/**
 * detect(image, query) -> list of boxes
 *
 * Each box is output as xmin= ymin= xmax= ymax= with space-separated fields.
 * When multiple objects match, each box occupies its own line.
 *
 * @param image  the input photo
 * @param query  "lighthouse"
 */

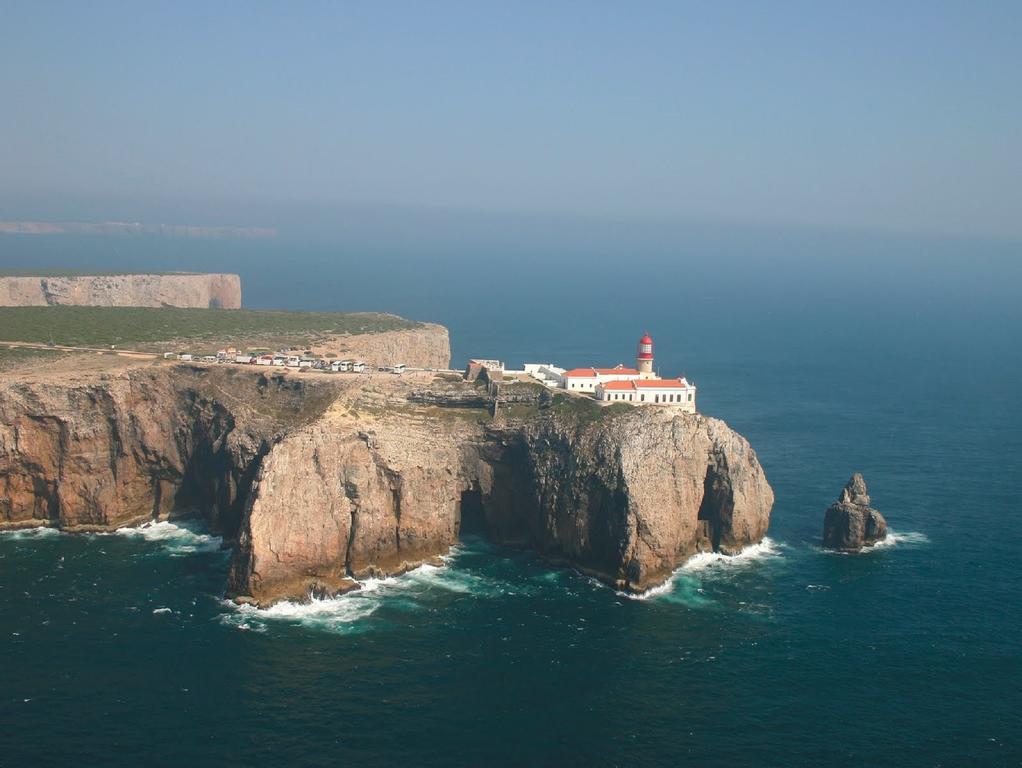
xmin=636 ymin=331 xmax=655 ymax=378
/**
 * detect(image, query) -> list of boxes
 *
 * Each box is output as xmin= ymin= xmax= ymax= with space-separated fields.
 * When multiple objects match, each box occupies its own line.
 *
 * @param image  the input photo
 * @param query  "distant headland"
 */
xmin=0 ymin=272 xmax=242 ymax=309
xmin=0 ymin=221 xmax=276 ymax=239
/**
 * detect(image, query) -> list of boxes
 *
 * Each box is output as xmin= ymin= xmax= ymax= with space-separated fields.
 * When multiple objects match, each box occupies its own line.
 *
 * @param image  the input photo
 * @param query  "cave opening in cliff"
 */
xmin=457 ymin=488 xmax=488 ymax=538
xmin=696 ymin=470 xmax=722 ymax=551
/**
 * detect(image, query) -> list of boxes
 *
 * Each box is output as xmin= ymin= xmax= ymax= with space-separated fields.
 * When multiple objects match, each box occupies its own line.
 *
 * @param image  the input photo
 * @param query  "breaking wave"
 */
xmin=113 ymin=520 xmax=223 ymax=556
xmin=219 ymin=555 xmax=535 ymax=634
xmin=680 ymin=538 xmax=782 ymax=572
xmin=814 ymin=529 xmax=930 ymax=554
xmin=0 ymin=526 xmax=63 ymax=540
xmin=222 ymin=593 xmax=380 ymax=634
xmin=617 ymin=538 xmax=782 ymax=604
xmin=865 ymin=529 xmax=930 ymax=550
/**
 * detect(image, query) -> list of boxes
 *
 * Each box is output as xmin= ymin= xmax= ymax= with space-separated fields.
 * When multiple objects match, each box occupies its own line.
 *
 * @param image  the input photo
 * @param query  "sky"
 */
xmin=1 ymin=1 xmax=1021 ymax=239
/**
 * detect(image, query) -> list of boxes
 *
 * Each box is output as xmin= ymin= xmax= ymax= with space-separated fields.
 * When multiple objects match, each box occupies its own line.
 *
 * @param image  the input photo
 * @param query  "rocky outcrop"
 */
xmin=0 ymin=273 xmax=242 ymax=309
xmin=822 ymin=473 xmax=887 ymax=551
xmin=1 ymin=362 xmax=774 ymax=605
xmin=228 ymin=389 xmax=773 ymax=605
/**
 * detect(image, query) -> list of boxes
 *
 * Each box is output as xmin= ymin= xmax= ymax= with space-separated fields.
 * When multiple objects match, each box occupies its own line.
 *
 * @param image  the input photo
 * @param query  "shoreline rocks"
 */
xmin=822 ymin=473 xmax=887 ymax=551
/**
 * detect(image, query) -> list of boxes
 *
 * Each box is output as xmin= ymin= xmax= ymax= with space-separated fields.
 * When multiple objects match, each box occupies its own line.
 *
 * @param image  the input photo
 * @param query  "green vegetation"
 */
xmin=0 ymin=346 xmax=67 ymax=369
xmin=547 ymin=391 xmax=631 ymax=425
xmin=0 ymin=307 xmax=420 ymax=351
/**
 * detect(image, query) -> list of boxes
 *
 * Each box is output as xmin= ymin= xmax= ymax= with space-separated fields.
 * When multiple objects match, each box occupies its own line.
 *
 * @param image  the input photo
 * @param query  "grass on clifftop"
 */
xmin=547 ymin=391 xmax=632 ymax=425
xmin=0 ymin=346 xmax=66 ymax=370
xmin=0 ymin=307 xmax=420 ymax=350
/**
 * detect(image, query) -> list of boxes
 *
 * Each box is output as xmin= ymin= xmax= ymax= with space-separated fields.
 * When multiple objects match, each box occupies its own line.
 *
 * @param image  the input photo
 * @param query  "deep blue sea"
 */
xmin=1 ymin=228 xmax=1021 ymax=766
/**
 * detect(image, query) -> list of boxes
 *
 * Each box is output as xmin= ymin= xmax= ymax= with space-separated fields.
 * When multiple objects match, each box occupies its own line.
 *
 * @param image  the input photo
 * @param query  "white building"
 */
xmin=561 ymin=364 xmax=642 ymax=393
xmin=522 ymin=363 xmax=566 ymax=387
xmin=596 ymin=378 xmax=696 ymax=411
xmin=528 ymin=332 xmax=697 ymax=410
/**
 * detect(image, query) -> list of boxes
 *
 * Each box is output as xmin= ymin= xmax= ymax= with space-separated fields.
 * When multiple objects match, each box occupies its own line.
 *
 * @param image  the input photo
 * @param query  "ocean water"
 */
xmin=1 ymin=229 xmax=1021 ymax=766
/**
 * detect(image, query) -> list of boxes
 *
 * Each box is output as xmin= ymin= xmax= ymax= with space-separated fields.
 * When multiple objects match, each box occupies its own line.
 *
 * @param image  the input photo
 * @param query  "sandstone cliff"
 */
xmin=0 ymin=364 xmax=337 ymax=533
xmin=328 ymin=323 xmax=451 ymax=370
xmin=0 ymin=273 xmax=242 ymax=309
xmin=0 ymin=363 xmax=773 ymax=605
xmin=228 ymin=385 xmax=773 ymax=604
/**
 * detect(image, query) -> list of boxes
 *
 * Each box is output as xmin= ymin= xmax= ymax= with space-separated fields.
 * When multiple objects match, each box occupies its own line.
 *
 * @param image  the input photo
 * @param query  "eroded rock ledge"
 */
xmin=1 ymin=364 xmax=774 ymax=605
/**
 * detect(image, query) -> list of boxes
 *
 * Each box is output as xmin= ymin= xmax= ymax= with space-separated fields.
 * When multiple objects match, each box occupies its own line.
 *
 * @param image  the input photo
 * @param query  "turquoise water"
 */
xmin=1 ymin=233 xmax=1021 ymax=766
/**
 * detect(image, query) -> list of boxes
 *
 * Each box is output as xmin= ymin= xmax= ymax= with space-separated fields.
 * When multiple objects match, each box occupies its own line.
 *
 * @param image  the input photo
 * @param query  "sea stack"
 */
xmin=822 ymin=473 xmax=888 ymax=551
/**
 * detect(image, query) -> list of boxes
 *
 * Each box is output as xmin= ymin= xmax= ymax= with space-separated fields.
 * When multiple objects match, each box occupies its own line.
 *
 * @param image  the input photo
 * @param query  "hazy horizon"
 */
xmin=2 ymin=1 xmax=1021 ymax=241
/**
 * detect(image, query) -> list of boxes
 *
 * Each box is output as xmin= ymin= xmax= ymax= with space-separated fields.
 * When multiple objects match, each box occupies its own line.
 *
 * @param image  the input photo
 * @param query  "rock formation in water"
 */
xmin=822 ymin=473 xmax=887 ymax=551
xmin=0 ymin=273 xmax=242 ymax=309
xmin=0 ymin=352 xmax=774 ymax=605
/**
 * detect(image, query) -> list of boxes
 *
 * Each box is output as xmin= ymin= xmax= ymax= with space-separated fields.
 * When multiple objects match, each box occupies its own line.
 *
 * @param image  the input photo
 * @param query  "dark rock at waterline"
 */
xmin=822 ymin=473 xmax=887 ymax=551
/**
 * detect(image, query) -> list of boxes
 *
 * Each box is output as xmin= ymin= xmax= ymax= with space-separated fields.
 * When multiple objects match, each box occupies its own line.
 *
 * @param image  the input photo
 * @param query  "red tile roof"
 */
xmin=600 ymin=380 xmax=638 ymax=390
xmin=635 ymin=379 xmax=688 ymax=388
xmin=564 ymin=365 xmax=640 ymax=378
xmin=599 ymin=378 xmax=689 ymax=391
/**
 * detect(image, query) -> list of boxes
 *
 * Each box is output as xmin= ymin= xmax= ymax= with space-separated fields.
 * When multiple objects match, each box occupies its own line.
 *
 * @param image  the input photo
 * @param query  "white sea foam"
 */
xmin=815 ymin=529 xmax=930 ymax=554
xmin=0 ymin=526 xmax=62 ymax=539
xmin=614 ymin=538 xmax=781 ymax=604
xmin=219 ymin=550 xmax=536 ymax=633
xmin=114 ymin=520 xmax=222 ymax=555
xmin=679 ymin=537 xmax=782 ymax=572
xmin=221 ymin=591 xmax=380 ymax=634
xmin=865 ymin=529 xmax=930 ymax=550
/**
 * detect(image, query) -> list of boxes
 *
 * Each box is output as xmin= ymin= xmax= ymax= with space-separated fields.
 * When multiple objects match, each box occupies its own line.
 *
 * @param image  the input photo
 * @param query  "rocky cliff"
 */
xmin=328 ymin=323 xmax=451 ymax=370
xmin=0 ymin=273 xmax=242 ymax=309
xmin=0 ymin=363 xmax=774 ymax=604
xmin=0 ymin=364 xmax=336 ymax=533
xmin=224 ymin=382 xmax=773 ymax=605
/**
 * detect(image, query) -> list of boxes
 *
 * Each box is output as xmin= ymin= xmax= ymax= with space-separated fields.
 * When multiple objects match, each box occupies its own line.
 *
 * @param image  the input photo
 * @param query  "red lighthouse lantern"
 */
xmin=636 ymin=332 xmax=654 ymax=376
xmin=637 ymin=332 xmax=654 ymax=360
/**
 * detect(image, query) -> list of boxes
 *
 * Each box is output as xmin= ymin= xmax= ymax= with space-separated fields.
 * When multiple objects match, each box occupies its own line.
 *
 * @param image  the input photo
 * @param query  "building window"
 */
xmin=688 ymin=393 xmax=693 ymax=401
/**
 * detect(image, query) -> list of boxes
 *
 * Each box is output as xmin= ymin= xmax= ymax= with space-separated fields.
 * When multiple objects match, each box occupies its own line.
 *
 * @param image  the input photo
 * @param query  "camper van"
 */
xmin=352 ymin=361 xmax=366 ymax=373
xmin=392 ymin=363 xmax=406 ymax=375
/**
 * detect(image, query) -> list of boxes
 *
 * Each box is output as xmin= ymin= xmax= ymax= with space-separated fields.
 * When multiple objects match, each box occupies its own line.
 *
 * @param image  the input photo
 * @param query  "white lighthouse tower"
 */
xmin=636 ymin=331 xmax=655 ymax=379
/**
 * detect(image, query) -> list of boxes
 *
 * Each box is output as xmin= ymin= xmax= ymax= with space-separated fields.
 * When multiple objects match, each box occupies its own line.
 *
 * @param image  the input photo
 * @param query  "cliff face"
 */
xmin=227 ymin=387 xmax=773 ymax=605
xmin=330 ymin=323 xmax=451 ymax=370
xmin=0 ymin=273 xmax=242 ymax=309
xmin=0 ymin=364 xmax=773 ymax=604
xmin=0 ymin=365 xmax=335 ymax=533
